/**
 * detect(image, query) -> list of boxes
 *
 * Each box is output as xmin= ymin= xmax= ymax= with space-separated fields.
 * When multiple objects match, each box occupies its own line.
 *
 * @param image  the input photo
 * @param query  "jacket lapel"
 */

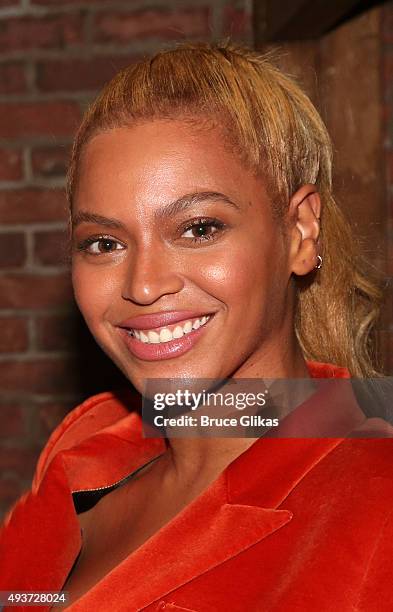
xmin=68 ymin=465 xmax=293 ymax=611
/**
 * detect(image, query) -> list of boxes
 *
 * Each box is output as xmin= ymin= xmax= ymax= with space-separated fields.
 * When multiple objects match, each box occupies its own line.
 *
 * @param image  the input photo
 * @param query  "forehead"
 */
xmin=78 ymin=120 xmax=249 ymax=183
xmin=73 ymin=120 xmax=271 ymax=217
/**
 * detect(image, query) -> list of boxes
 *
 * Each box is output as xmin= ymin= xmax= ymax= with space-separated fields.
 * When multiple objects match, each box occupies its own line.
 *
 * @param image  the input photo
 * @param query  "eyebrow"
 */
xmin=72 ymin=191 xmax=241 ymax=229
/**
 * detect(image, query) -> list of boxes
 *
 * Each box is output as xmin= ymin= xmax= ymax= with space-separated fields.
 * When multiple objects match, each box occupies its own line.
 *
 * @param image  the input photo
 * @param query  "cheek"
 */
xmin=72 ymin=262 xmax=119 ymax=328
xmin=196 ymin=241 xmax=274 ymax=305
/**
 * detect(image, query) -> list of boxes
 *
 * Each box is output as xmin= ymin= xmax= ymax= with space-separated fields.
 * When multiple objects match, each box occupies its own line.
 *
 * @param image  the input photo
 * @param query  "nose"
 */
xmin=121 ymin=241 xmax=185 ymax=305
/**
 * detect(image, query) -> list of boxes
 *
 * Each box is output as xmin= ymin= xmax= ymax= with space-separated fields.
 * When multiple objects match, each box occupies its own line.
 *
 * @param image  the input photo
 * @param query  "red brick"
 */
xmin=0 ymin=189 xmax=69 ymax=224
xmin=0 ymin=273 xmax=73 ymax=308
xmin=37 ymin=55 xmax=136 ymax=92
xmin=0 ymin=14 xmax=84 ymax=53
xmin=223 ymin=5 xmax=252 ymax=39
xmin=0 ymin=317 xmax=28 ymax=352
xmin=0 ymin=101 xmax=81 ymax=138
xmin=0 ymin=62 xmax=27 ymax=95
xmin=0 ymin=478 xmax=23 ymax=515
xmin=31 ymin=145 xmax=70 ymax=179
xmin=38 ymin=401 xmax=72 ymax=437
xmin=0 ymin=403 xmax=24 ymax=437
xmin=0 ymin=232 xmax=26 ymax=268
xmin=94 ymin=8 xmax=210 ymax=42
xmin=0 ymin=358 xmax=78 ymax=394
xmin=33 ymin=229 xmax=69 ymax=266
xmin=36 ymin=314 xmax=76 ymax=351
xmin=0 ymin=148 xmax=23 ymax=181
xmin=0 ymin=0 xmax=19 ymax=6
xmin=0 ymin=447 xmax=39 ymax=478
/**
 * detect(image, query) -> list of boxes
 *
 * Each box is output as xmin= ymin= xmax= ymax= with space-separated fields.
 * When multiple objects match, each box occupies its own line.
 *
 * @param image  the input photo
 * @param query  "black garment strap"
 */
xmin=72 ymin=453 xmax=165 ymax=514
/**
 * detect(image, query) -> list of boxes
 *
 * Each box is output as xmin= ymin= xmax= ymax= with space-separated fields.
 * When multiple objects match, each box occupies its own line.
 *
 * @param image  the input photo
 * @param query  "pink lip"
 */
xmin=118 ymin=315 xmax=214 ymax=361
xmin=118 ymin=310 xmax=212 ymax=331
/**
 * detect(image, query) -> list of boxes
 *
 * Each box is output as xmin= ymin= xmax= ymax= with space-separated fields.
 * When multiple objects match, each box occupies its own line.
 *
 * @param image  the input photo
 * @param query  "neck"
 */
xmin=161 ymin=336 xmax=310 ymax=489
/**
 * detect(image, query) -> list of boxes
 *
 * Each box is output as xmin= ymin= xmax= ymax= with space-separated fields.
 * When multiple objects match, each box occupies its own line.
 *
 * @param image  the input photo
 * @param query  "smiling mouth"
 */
xmin=126 ymin=314 xmax=213 ymax=344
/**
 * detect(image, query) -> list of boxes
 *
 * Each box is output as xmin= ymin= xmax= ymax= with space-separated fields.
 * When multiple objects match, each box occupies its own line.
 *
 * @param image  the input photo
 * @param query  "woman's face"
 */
xmin=71 ymin=120 xmax=295 ymax=392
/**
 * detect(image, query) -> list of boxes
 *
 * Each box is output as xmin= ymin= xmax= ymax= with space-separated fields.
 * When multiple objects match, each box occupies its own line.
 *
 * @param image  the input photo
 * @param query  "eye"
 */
xmin=181 ymin=218 xmax=225 ymax=243
xmin=76 ymin=235 xmax=126 ymax=255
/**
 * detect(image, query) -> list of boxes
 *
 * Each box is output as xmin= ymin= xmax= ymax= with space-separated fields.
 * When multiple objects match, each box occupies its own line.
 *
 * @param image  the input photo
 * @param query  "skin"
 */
xmin=71 ymin=118 xmax=321 ymax=484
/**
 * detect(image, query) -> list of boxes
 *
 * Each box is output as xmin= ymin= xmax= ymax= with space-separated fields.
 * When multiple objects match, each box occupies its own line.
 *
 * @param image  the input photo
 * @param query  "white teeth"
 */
xmin=130 ymin=315 xmax=212 ymax=344
xmin=159 ymin=328 xmax=173 ymax=343
xmin=183 ymin=321 xmax=193 ymax=333
xmin=172 ymin=325 xmax=184 ymax=338
xmin=140 ymin=331 xmax=149 ymax=343
xmin=147 ymin=330 xmax=160 ymax=343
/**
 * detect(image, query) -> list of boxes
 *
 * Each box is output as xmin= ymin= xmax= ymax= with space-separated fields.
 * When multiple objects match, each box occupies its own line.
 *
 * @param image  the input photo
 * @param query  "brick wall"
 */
xmin=0 ymin=0 xmax=253 ymax=516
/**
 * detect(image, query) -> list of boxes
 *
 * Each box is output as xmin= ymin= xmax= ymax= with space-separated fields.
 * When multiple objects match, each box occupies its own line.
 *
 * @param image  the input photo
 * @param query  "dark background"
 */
xmin=0 ymin=0 xmax=392 ymax=517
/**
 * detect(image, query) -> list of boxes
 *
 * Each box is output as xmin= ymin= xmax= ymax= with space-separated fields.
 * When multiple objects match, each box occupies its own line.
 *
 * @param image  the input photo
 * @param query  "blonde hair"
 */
xmin=67 ymin=41 xmax=384 ymax=377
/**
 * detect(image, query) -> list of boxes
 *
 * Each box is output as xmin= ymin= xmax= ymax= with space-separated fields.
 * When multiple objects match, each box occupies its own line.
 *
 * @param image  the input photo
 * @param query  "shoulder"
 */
xmin=307 ymin=359 xmax=351 ymax=378
xmin=322 ymin=437 xmax=393 ymax=488
xmin=32 ymin=391 xmax=132 ymax=491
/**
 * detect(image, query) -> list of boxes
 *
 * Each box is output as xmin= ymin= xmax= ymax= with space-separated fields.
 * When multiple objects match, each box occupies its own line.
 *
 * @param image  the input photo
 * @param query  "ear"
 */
xmin=287 ymin=184 xmax=321 ymax=276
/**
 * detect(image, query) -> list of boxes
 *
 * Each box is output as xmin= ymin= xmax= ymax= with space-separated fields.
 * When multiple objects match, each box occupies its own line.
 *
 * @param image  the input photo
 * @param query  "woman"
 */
xmin=1 ymin=42 xmax=392 ymax=611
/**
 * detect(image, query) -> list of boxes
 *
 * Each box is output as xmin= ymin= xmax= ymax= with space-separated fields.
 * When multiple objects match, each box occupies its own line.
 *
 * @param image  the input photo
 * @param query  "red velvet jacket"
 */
xmin=1 ymin=361 xmax=393 ymax=611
